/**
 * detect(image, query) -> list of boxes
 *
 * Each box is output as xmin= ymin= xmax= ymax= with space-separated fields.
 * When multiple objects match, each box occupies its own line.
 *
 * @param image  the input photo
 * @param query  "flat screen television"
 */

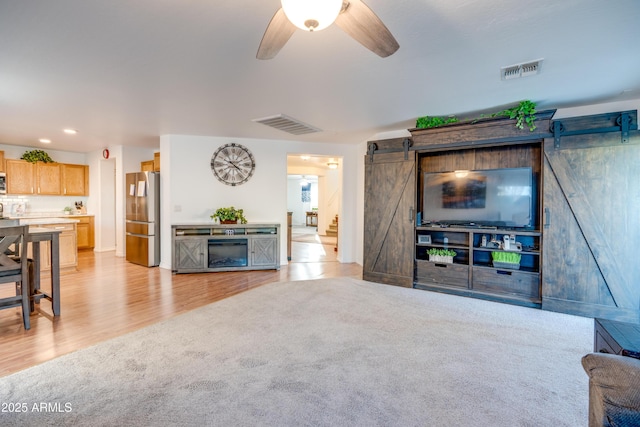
xmin=422 ymin=167 xmax=534 ymax=228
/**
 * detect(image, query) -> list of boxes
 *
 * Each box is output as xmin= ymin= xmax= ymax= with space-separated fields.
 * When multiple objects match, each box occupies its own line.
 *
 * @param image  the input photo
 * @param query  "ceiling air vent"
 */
xmin=252 ymin=114 xmax=322 ymax=135
xmin=500 ymin=58 xmax=543 ymax=80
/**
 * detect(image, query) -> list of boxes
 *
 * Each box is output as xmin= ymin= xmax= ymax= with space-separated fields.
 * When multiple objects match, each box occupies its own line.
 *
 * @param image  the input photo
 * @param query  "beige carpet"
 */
xmin=0 ymin=278 xmax=592 ymax=426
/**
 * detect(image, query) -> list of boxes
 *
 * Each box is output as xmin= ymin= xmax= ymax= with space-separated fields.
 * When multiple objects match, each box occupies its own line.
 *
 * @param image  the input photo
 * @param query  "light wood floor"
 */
xmin=0 ymin=244 xmax=361 ymax=377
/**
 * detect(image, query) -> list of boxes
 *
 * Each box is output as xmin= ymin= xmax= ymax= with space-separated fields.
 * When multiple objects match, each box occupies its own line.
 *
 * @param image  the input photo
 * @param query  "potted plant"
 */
xmin=21 ymin=149 xmax=55 ymax=163
xmin=63 ymin=206 xmax=73 ymax=215
xmin=491 ymin=251 xmax=521 ymax=270
xmin=427 ymin=248 xmax=456 ymax=264
xmin=211 ymin=206 xmax=247 ymax=224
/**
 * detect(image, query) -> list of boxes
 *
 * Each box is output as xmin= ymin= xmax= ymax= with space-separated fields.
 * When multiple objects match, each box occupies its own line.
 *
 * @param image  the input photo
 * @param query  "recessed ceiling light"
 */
xmin=63 ymin=129 xmax=77 ymax=135
xmin=39 ymin=138 xmax=51 ymax=143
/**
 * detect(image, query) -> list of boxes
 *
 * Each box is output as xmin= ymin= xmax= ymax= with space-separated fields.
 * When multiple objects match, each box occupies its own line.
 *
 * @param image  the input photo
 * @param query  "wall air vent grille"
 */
xmin=500 ymin=59 xmax=543 ymax=80
xmin=501 ymin=65 xmax=521 ymax=80
xmin=520 ymin=61 xmax=541 ymax=77
xmin=252 ymin=114 xmax=322 ymax=135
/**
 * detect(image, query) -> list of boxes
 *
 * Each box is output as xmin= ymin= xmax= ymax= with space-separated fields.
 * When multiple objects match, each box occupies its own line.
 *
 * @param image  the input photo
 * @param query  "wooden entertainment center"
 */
xmin=171 ymin=223 xmax=280 ymax=273
xmin=363 ymin=109 xmax=640 ymax=321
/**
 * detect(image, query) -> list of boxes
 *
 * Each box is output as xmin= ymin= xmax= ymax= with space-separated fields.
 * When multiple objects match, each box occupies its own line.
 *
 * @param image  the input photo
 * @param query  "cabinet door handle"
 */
xmin=544 ymin=207 xmax=550 ymax=228
xmin=409 ymin=207 xmax=414 ymax=223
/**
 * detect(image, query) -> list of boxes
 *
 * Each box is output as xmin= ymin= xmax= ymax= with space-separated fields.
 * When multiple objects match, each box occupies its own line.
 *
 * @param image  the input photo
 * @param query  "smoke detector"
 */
xmin=501 ymin=59 xmax=543 ymax=80
xmin=252 ymin=114 xmax=322 ymax=135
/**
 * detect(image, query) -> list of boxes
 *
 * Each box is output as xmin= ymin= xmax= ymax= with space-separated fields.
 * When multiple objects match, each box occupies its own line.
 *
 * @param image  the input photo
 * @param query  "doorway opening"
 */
xmin=287 ymin=155 xmax=341 ymax=263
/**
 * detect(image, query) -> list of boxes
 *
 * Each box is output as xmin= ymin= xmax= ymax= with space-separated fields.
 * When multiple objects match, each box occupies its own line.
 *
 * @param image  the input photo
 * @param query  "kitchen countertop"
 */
xmin=17 ymin=218 xmax=80 ymax=225
xmin=5 ymin=213 xmax=93 ymax=219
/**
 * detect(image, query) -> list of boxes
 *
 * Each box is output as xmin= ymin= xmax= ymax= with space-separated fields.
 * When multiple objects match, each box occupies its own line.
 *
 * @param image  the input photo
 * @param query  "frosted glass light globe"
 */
xmin=281 ymin=0 xmax=343 ymax=32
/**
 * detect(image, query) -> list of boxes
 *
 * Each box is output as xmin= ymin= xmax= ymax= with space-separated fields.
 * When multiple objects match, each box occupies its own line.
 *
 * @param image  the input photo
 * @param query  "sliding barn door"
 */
xmin=363 ymin=151 xmax=415 ymax=287
xmin=542 ymin=132 xmax=640 ymax=321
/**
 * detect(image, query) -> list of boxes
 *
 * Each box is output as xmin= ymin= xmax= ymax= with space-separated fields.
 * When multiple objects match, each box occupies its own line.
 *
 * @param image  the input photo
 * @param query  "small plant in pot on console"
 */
xmin=427 ymin=248 xmax=456 ymax=264
xmin=211 ymin=206 xmax=247 ymax=224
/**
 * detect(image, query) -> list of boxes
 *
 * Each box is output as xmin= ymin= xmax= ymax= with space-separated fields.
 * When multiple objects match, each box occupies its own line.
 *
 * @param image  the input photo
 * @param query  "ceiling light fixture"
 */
xmin=280 ymin=0 xmax=343 ymax=32
xmin=63 ymin=129 xmax=77 ymax=135
xmin=327 ymin=161 xmax=338 ymax=169
xmin=39 ymin=138 xmax=51 ymax=144
xmin=300 ymin=155 xmax=310 ymax=161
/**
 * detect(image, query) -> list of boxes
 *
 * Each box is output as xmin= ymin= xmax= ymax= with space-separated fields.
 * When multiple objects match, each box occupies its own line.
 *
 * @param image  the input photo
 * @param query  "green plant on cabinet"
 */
xmin=415 ymin=100 xmax=538 ymax=132
xmin=427 ymin=248 xmax=457 ymax=257
xmin=21 ymin=149 xmax=54 ymax=163
xmin=211 ymin=206 xmax=247 ymax=224
xmin=491 ymin=251 xmax=521 ymax=264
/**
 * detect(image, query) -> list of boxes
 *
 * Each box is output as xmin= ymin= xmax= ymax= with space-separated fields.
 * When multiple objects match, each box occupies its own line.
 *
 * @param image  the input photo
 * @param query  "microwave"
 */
xmin=0 ymin=172 xmax=5 ymax=194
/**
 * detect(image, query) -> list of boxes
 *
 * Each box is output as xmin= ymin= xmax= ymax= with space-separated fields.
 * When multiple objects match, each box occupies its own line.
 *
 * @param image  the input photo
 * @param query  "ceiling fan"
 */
xmin=257 ymin=0 xmax=399 ymax=60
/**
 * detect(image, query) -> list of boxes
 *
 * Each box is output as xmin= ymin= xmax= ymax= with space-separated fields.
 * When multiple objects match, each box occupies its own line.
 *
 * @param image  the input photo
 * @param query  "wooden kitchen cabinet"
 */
xmin=27 ymin=222 xmax=78 ymax=271
xmin=0 ymin=150 xmax=5 ymax=172
xmin=62 ymin=164 xmax=89 ymax=196
xmin=74 ymin=215 xmax=95 ymax=250
xmin=141 ymin=160 xmax=154 ymax=171
xmin=6 ymin=159 xmax=89 ymax=196
xmin=6 ymin=159 xmax=35 ymax=194
xmin=141 ymin=153 xmax=160 ymax=172
xmin=58 ymin=224 xmax=78 ymax=268
xmin=36 ymin=162 xmax=62 ymax=194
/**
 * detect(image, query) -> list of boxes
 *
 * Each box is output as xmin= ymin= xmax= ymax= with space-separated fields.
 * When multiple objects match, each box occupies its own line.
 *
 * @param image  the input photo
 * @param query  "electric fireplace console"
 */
xmin=171 ymin=223 xmax=280 ymax=273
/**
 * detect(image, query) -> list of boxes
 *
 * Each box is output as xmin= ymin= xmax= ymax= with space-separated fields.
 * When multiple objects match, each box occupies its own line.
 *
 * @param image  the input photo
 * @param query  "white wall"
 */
xmin=85 ymin=149 xmax=116 ymax=252
xmin=287 ymin=176 xmax=317 ymax=226
xmin=158 ymin=134 xmax=360 ymax=269
xmin=112 ymin=145 xmax=157 ymax=256
xmin=321 ymin=167 xmax=341 ymax=234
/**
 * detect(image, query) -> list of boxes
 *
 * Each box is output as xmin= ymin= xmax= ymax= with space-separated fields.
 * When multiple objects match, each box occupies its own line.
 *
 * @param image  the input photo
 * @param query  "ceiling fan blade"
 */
xmin=334 ymin=0 xmax=399 ymax=58
xmin=257 ymin=8 xmax=297 ymax=60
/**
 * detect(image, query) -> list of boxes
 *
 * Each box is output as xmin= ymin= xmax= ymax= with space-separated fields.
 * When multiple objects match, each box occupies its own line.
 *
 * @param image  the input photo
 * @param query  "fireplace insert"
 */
xmin=208 ymin=239 xmax=248 ymax=268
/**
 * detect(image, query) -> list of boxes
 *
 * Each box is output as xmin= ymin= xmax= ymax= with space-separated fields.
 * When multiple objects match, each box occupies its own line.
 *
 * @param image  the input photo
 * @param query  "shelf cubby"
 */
xmin=414 ymin=227 xmax=542 ymax=305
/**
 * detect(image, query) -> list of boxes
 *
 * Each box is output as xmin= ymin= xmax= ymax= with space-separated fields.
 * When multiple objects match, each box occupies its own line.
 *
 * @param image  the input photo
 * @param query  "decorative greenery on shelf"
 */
xmin=21 ymin=149 xmax=54 ymax=163
xmin=491 ymin=251 xmax=521 ymax=264
xmin=415 ymin=100 xmax=538 ymax=132
xmin=211 ymin=206 xmax=247 ymax=224
xmin=488 ymin=100 xmax=538 ymax=132
xmin=63 ymin=206 xmax=73 ymax=213
xmin=427 ymin=248 xmax=457 ymax=257
xmin=415 ymin=115 xmax=459 ymax=129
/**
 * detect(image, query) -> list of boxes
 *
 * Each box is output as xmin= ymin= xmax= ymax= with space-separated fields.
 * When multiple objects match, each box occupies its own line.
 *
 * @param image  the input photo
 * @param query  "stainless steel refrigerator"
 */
xmin=126 ymin=171 xmax=160 ymax=267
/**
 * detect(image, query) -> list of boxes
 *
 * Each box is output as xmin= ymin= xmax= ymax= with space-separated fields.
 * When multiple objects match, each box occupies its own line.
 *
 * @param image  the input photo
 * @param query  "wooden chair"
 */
xmin=0 ymin=225 xmax=30 ymax=329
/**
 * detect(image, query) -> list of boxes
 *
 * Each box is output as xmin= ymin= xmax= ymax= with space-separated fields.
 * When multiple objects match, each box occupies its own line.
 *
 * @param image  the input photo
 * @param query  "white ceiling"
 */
xmin=1 ymin=0 xmax=639 ymax=153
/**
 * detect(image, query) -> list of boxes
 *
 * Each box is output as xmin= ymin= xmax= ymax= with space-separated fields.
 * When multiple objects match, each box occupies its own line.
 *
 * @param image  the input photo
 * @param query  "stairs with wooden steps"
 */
xmin=325 ymin=215 xmax=338 ymax=237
